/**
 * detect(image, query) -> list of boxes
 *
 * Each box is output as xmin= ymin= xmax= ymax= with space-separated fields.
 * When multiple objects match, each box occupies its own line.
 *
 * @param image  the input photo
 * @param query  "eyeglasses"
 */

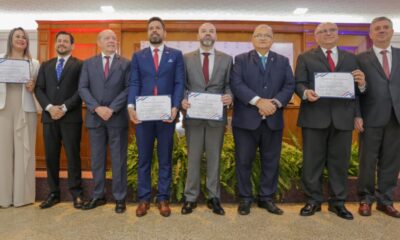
xmin=253 ymin=34 xmax=273 ymax=39
xmin=316 ymin=28 xmax=338 ymax=35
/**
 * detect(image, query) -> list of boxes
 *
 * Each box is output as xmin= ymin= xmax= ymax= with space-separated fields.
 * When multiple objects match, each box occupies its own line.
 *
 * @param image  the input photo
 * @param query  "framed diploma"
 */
xmin=0 ymin=58 xmax=30 ymax=83
xmin=186 ymin=92 xmax=223 ymax=121
xmin=136 ymin=95 xmax=171 ymax=121
xmin=314 ymin=72 xmax=355 ymax=99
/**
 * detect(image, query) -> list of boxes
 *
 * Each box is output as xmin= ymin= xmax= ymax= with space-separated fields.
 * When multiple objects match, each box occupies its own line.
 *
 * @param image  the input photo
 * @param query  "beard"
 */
xmin=56 ymin=46 xmax=71 ymax=56
xmin=149 ymin=34 xmax=163 ymax=45
xmin=200 ymin=38 xmax=215 ymax=48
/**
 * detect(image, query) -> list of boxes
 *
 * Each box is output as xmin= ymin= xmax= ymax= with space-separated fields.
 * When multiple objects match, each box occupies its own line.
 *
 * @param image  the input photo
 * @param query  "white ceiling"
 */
xmin=0 ymin=0 xmax=399 ymax=31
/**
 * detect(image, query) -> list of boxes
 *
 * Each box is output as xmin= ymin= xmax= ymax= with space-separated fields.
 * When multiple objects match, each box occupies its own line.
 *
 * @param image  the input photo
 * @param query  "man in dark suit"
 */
xmin=127 ymin=17 xmax=185 ymax=217
xmin=230 ymin=24 xmax=295 ymax=215
xmin=180 ymin=23 xmax=232 ymax=215
xmin=356 ymin=16 xmax=400 ymax=218
xmin=35 ymin=31 xmax=83 ymax=209
xmin=79 ymin=29 xmax=130 ymax=214
xmin=295 ymin=22 xmax=365 ymax=220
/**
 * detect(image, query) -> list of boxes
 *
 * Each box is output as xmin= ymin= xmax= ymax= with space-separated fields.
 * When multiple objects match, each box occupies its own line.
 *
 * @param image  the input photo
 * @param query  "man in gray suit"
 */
xmin=356 ymin=16 xmax=400 ymax=218
xmin=78 ymin=29 xmax=130 ymax=213
xmin=295 ymin=22 xmax=365 ymax=220
xmin=181 ymin=23 xmax=232 ymax=215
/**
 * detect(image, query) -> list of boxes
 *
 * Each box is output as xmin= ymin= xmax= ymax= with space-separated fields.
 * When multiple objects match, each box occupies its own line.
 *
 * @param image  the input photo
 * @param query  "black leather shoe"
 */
xmin=115 ymin=200 xmax=126 ymax=214
xmin=207 ymin=198 xmax=225 ymax=215
xmin=258 ymin=200 xmax=283 ymax=215
xmin=181 ymin=201 xmax=197 ymax=215
xmin=82 ymin=198 xmax=107 ymax=210
xmin=73 ymin=196 xmax=84 ymax=209
xmin=328 ymin=205 xmax=354 ymax=220
xmin=300 ymin=203 xmax=321 ymax=216
xmin=40 ymin=193 xmax=60 ymax=209
xmin=238 ymin=200 xmax=251 ymax=215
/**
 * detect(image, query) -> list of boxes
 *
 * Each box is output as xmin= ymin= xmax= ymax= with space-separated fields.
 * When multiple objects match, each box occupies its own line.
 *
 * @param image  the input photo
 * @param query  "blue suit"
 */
xmin=128 ymin=46 xmax=185 ymax=202
xmin=230 ymin=50 xmax=294 ymax=201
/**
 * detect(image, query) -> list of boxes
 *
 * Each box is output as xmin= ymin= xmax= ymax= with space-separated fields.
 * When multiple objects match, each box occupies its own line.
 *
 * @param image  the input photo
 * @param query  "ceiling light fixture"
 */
xmin=100 ymin=6 xmax=115 ymax=13
xmin=293 ymin=8 xmax=308 ymax=15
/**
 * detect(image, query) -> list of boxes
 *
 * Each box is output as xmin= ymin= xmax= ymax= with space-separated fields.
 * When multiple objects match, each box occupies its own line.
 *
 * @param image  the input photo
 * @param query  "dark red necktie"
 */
xmin=153 ymin=48 xmax=159 ymax=95
xmin=202 ymin=53 xmax=210 ymax=85
xmin=380 ymin=50 xmax=391 ymax=80
xmin=104 ymin=56 xmax=110 ymax=79
xmin=326 ymin=50 xmax=335 ymax=72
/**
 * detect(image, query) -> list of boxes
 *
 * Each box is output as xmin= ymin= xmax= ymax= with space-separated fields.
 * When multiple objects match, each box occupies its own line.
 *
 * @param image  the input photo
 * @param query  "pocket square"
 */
xmin=168 ymin=59 xmax=174 ymax=63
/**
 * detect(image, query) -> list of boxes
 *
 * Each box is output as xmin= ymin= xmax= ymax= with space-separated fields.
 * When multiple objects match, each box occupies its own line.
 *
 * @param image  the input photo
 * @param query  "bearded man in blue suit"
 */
xmin=128 ymin=17 xmax=185 ymax=217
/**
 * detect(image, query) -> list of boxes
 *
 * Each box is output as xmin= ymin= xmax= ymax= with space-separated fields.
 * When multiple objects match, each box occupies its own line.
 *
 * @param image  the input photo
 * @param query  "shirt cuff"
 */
xmin=45 ymin=104 xmax=53 ymax=111
xmin=272 ymin=99 xmax=282 ymax=108
xmin=127 ymin=104 xmax=135 ymax=109
xmin=61 ymin=104 xmax=67 ymax=113
xmin=302 ymin=90 xmax=308 ymax=100
xmin=358 ymin=85 xmax=366 ymax=93
xmin=249 ymin=96 xmax=260 ymax=105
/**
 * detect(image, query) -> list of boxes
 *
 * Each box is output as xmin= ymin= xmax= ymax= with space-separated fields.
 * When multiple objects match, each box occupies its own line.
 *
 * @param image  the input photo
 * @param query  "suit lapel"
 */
xmin=107 ymin=54 xmax=119 ymax=79
xmin=58 ymin=57 xmax=74 ymax=83
xmin=193 ymin=50 xmax=207 ymax=86
xmin=159 ymin=46 xmax=170 ymax=72
xmin=264 ymin=51 xmax=275 ymax=77
xmin=368 ymin=49 xmax=388 ymax=79
xmin=390 ymin=47 xmax=399 ymax=81
xmin=95 ymin=55 xmax=106 ymax=81
xmin=315 ymin=47 xmax=331 ymax=72
xmin=209 ymin=50 xmax=221 ymax=85
xmin=336 ymin=49 xmax=346 ymax=71
xmin=250 ymin=50 xmax=265 ymax=74
xmin=50 ymin=58 xmax=58 ymax=83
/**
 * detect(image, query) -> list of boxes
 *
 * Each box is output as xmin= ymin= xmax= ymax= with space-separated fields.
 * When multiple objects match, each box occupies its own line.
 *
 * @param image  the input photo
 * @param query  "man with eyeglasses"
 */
xmin=230 ymin=24 xmax=295 ymax=215
xmin=356 ymin=16 xmax=400 ymax=218
xmin=295 ymin=22 xmax=366 ymax=220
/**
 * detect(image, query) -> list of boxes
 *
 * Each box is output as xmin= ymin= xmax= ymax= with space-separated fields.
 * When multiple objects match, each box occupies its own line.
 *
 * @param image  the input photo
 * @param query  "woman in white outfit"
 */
xmin=0 ymin=27 xmax=40 ymax=208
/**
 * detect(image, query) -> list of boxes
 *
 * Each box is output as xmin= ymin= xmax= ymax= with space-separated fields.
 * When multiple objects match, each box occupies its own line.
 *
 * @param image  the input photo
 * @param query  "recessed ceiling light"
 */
xmin=100 ymin=6 xmax=115 ymax=13
xmin=293 ymin=8 xmax=308 ymax=15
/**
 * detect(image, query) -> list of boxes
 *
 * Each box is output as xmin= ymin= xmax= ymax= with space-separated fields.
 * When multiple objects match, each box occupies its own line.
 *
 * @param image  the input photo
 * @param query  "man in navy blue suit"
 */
xmin=230 ymin=24 xmax=295 ymax=215
xmin=128 ymin=17 xmax=185 ymax=217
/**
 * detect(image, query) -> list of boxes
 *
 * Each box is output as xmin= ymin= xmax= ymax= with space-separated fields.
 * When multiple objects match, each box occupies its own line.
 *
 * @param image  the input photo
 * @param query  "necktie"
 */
xmin=153 ymin=48 xmax=159 ymax=95
xmin=326 ymin=50 xmax=335 ymax=72
xmin=260 ymin=56 xmax=267 ymax=69
xmin=380 ymin=50 xmax=391 ymax=80
xmin=202 ymin=52 xmax=210 ymax=84
xmin=104 ymin=56 xmax=110 ymax=79
xmin=56 ymin=58 xmax=64 ymax=81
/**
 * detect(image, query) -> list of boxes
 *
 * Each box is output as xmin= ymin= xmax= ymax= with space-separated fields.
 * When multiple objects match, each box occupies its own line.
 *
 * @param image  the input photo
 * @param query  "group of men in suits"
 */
xmin=35 ymin=16 xmax=400 ymax=219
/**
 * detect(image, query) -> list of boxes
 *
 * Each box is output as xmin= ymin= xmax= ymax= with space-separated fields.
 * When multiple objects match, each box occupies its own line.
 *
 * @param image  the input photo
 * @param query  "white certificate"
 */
xmin=187 ymin=92 xmax=223 ymax=121
xmin=0 ymin=58 xmax=30 ymax=83
xmin=136 ymin=95 xmax=171 ymax=121
xmin=314 ymin=72 xmax=355 ymax=99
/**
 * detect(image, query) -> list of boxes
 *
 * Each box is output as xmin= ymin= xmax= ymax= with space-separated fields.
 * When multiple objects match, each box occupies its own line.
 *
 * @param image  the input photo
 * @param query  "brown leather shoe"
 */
xmin=377 ymin=204 xmax=400 ymax=218
xmin=358 ymin=202 xmax=372 ymax=216
xmin=158 ymin=200 xmax=171 ymax=217
xmin=136 ymin=202 xmax=150 ymax=217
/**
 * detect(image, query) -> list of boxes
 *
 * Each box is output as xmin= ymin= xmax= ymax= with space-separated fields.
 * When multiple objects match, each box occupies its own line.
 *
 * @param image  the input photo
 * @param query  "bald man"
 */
xmin=295 ymin=22 xmax=365 ymax=220
xmin=181 ymin=23 xmax=233 ymax=215
xmin=230 ymin=24 xmax=295 ymax=215
xmin=79 ymin=29 xmax=130 ymax=213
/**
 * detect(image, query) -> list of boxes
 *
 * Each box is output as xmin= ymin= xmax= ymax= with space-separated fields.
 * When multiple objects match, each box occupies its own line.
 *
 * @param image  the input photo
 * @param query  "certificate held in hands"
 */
xmin=187 ymin=92 xmax=223 ymax=121
xmin=0 ymin=58 xmax=30 ymax=83
xmin=314 ymin=72 xmax=355 ymax=99
xmin=136 ymin=95 xmax=171 ymax=121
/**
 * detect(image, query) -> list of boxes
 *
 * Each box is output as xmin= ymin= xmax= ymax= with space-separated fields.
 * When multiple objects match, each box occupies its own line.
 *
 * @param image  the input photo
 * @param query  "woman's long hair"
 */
xmin=4 ymin=27 xmax=32 ymax=59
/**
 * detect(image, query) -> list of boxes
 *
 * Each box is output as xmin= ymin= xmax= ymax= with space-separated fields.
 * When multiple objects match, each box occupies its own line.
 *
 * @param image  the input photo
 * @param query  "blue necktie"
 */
xmin=261 ymin=56 xmax=267 ymax=69
xmin=56 ymin=58 xmax=65 ymax=81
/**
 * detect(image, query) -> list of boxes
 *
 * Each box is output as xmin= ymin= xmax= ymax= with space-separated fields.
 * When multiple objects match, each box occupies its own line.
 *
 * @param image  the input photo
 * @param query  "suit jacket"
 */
xmin=295 ymin=47 xmax=360 ymax=130
xmin=230 ymin=50 xmax=295 ymax=131
xmin=183 ymin=49 xmax=232 ymax=127
xmin=357 ymin=47 xmax=400 ymax=127
xmin=127 ymin=46 xmax=185 ymax=109
xmin=78 ymin=54 xmax=130 ymax=128
xmin=0 ymin=55 xmax=40 ymax=112
xmin=35 ymin=56 xmax=83 ymax=123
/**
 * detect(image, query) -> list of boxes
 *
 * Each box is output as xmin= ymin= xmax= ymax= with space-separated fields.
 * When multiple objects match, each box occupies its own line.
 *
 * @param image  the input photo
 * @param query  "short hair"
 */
xmin=5 ymin=27 xmax=31 ymax=59
xmin=148 ymin=17 xmax=165 ymax=30
xmin=55 ymin=31 xmax=75 ymax=44
xmin=371 ymin=16 xmax=393 ymax=28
